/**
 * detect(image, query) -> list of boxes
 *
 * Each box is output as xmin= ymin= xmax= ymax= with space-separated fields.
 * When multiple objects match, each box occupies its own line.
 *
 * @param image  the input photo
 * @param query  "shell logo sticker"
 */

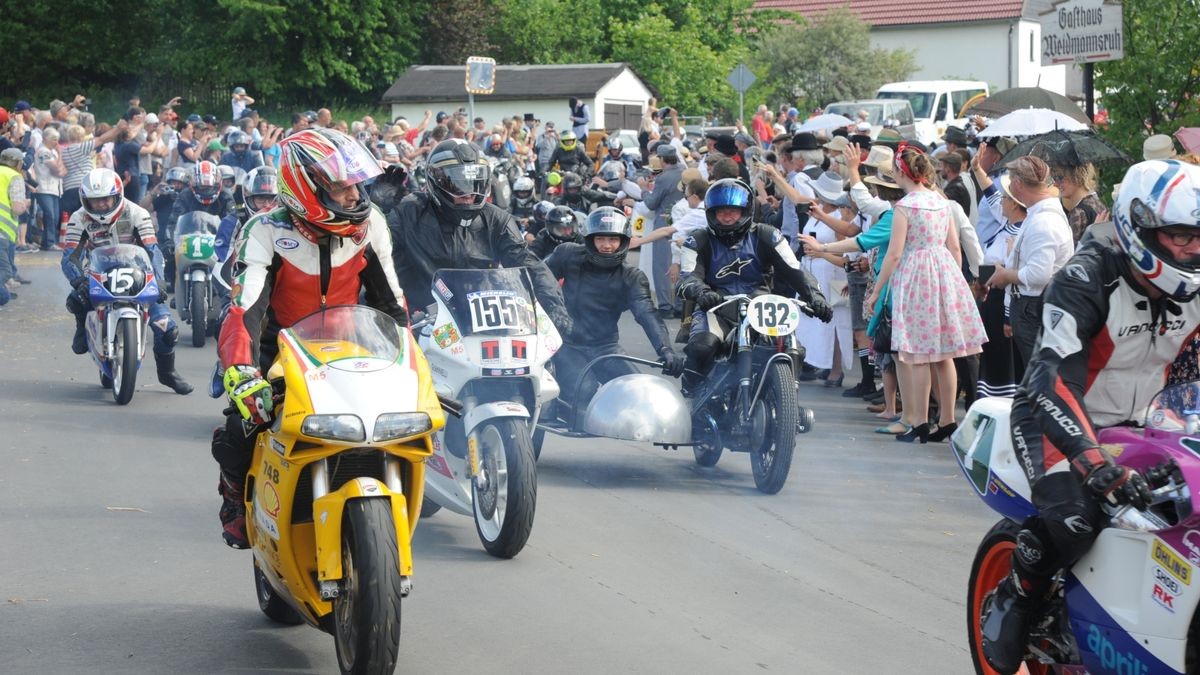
xmin=260 ymin=481 xmax=280 ymax=518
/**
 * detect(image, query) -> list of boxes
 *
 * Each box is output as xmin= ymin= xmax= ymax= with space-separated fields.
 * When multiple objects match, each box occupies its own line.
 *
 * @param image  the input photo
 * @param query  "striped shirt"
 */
xmin=61 ymin=139 xmax=96 ymax=192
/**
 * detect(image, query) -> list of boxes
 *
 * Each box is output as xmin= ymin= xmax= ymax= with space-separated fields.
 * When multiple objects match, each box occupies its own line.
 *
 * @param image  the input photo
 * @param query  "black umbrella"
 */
xmin=966 ymin=87 xmax=1091 ymax=125
xmin=996 ymin=129 xmax=1132 ymax=169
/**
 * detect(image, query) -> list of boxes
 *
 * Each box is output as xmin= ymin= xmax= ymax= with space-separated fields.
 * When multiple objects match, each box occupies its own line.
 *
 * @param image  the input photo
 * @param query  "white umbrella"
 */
xmin=976 ymin=108 xmax=1088 ymax=138
xmin=797 ymin=113 xmax=854 ymax=133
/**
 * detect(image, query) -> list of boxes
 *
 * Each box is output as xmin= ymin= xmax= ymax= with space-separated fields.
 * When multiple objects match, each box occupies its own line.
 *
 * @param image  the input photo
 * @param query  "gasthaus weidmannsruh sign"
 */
xmin=1040 ymin=0 xmax=1124 ymax=66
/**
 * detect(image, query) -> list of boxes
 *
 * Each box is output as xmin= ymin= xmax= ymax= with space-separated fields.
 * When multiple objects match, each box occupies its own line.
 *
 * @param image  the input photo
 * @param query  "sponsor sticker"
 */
xmin=270 ymin=438 xmax=286 ymax=455
xmin=1153 ymin=539 xmax=1192 ymax=585
xmin=1153 ymin=583 xmax=1177 ymax=612
xmin=1155 ymin=566 xmax=1183 ymax=595
xmin=274 ymin=237 xmax=300 ymax=250
xmin=432 ymin=323 xmax=460 ymax=349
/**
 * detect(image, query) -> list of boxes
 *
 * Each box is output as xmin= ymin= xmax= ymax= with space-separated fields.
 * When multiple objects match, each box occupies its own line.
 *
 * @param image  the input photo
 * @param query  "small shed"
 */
xmin=381 ymin=63 xmax=658 ymax=133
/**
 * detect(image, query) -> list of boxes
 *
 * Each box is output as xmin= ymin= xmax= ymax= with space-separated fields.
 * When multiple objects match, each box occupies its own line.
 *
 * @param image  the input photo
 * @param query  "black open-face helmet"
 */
xmin=583 ymin=206 xmax=631 ymax=268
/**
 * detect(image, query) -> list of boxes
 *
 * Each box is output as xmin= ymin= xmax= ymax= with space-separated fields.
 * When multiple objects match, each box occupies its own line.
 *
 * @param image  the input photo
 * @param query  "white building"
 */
xmin=755 ymin=0 xmax=1085 ymax=96
xmin=381 ymin=63 xmax=658 ymax=133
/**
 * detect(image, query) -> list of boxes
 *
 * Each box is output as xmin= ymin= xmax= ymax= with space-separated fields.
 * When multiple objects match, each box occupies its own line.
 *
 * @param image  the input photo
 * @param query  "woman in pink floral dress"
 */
xmin=866 ymin=146 xmax=986 ymax=443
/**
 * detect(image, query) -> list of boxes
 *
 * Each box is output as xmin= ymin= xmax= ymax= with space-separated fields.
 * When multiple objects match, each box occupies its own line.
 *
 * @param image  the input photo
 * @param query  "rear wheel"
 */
xmin=191 ymin=281 xmax=207 ymax=347
xmin=966 ymin=519 xmax=1050 ymax=675
xmin=750 ymin=362 xmax=796 ymax=494
xmin=254 ymin=560 xmax=304 ymax=625
xmin=333 ymin=499 xmax=403 ymax=675
xmin=112 ymin=317 xmax=139 ymax=405
xmin=472 ymin=419 xmax=537 ymax=559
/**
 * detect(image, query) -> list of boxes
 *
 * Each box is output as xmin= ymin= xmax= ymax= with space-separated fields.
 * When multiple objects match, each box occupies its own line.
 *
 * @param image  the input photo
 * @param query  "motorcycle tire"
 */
xmin=966 ymin=518 xmax=1049 ymax=675
xmin=472 ymin=418 xmax=537 ymax=559
xmin=333 ymin=499 xmax=403 ymax=675
xmin=750 ymin=361 xmax=797 ymax=494
xmin=253 ymin=560 xmax=304 ymax=625
xmin=191 ymin=282 xmax=207 ymax=348
xmin=100 ymin=370 xmax=113 ymax=388
xmin=693 ymin=443 xmax=722 ymax=467
xmin=112 ymin=317 xmax=139 ymax=405
xmin=532 ymin=427 xmax=546 ymax=461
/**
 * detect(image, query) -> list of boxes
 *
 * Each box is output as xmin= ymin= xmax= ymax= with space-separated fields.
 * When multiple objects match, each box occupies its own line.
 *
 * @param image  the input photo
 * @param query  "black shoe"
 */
xmin=217 ymin=471 xmax=250 ymax=550
xmin=844 ymin=382 xmax=876 ymax=397
xmin=72 ymin=324 xmax=88 ymax=355
xmin=928 ymin=422 xmax=958 ymax=442
xmin=865 ymin=390 xmax=886 ymax=404
xmin=896 ymin=423 xmax=929 ymax=443
xmin=155 ymin=352 xmax=194 ymax=395
xmin=980 ymin=577 xmax=1034 ymax=675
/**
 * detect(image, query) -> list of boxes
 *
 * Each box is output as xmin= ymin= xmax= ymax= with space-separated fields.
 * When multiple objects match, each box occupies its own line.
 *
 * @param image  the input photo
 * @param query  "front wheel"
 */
xmin=191 ymin=281 xmax=207 ymax=347
xmin=750 ymin=361 xmax=797 ymax=494
xmin=112 ymin=317 xmax=139 ymax=405
xmin=333 ymin=499 xmax=403 ymax=675
xmin=472 ymin=418 xmax=537 ymax=559
xmin=966 ymin=519 xmax=1049 ymax=675
xmin=532 ymin=427 xmax=546 ymax=461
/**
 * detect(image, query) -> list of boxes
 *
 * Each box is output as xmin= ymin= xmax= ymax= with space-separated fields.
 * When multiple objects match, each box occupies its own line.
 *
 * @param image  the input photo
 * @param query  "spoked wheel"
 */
xmin=472 ymin=419 xmax=537 ymax=559
xmin=333 ymin=499 xmax=403 ymax=675
xmin=191 ymin=281 xmax=207 ymax=347
xmin=692 ymin=408 xmax=722 ymax=467
xmin=966 ymin=519 xmax=1050 ymax=675
xmin=750 ymin=361 xmax=797 ymax=494
xmin=112 ymin=317 xmax=139 ymax=405
xmin=253 ymin=559 xmax=304 ymax=625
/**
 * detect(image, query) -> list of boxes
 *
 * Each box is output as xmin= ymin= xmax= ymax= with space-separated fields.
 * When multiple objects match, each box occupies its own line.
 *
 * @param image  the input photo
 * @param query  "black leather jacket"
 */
xmin=544 ymin=243 xmax=670 ymax=352
xmin=386 ymin=192 xmax=571 ymax=331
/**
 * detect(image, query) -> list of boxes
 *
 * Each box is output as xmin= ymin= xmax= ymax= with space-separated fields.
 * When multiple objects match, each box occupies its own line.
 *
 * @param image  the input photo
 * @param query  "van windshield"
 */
xmin=878 ymin=91 xmax=933 ymax=120
xmin=825 ymin=103 xmax=883 ymax=125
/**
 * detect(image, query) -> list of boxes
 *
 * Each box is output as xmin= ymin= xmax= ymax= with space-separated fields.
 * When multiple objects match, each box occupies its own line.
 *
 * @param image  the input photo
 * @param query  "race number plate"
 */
xmin=466 ymin=290 xmax=527 ymax=332
xmin=747 ymin=294 xmax=800 ymax=337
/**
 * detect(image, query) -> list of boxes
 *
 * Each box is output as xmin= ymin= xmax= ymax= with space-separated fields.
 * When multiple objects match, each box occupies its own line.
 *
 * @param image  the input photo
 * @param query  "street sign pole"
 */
xmin=468 ymin=92 xmax=475 ymax=126
xmin=726 ymin=64 xmax=756 ymax=125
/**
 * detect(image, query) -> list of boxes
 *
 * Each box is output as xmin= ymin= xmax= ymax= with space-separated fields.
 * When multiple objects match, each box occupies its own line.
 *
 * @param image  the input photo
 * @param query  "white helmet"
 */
xmin=80 ymin=168 xmax=126 ymax=225
xmin=513 ymin=176 xmax=535 ymax=201
xmin=1113 ymin=160 xmax=1200 ymax=301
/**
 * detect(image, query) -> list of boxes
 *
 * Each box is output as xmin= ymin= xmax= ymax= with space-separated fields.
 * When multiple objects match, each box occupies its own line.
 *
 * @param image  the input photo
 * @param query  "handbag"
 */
xmin=871 ymin=288 xmax=893 ymax=353
xmin=828 ymin=279 xmax=849 ymax=308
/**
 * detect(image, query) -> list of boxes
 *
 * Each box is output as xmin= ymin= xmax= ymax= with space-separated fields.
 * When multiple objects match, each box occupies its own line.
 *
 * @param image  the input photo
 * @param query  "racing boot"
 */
xmin=681 ymin=333 xmax=720 ymax=398
xmin=217 ymin=465 xmax=249 ymax=550
xmin=71 ymin=313 xmax=88 ymax=355
xmin=981 ymin=528 xmax=1053 ymax=674
xmin=155 ymin=351 xmax=194 ymax=395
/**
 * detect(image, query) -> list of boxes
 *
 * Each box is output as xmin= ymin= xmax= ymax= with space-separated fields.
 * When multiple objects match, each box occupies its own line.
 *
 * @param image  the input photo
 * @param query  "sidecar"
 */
xmin=533 ymin=354 xmax=692 ymax=458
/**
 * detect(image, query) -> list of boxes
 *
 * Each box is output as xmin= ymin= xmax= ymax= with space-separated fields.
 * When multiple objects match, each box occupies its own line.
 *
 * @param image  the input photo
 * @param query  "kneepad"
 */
xmin=65 ymin=290 xmax=90 ymax=315
xmin=1039 ymin=499 xmax=1103 ymax=568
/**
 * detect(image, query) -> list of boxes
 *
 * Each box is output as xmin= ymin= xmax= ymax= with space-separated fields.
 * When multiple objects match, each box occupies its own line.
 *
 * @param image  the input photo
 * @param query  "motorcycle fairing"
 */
xmin=1065 ymin=571 xmax=1185 ymax=674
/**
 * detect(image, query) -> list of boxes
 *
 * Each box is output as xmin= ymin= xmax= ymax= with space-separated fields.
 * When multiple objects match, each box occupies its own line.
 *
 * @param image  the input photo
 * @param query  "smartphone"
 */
xmin=977 ymin=264 xmax=996 ymax=285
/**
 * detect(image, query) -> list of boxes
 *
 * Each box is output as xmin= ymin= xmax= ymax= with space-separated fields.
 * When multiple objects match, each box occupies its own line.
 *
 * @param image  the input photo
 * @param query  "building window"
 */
xmin=1030 ymin=33 xmax=1035 ymax=62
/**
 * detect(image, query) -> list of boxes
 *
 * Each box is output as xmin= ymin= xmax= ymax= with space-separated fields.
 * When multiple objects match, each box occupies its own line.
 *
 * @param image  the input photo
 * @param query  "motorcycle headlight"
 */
xmin=301 ymin=414 xmax=365 ymax=442
xmin=373 ymin=412 xmax=432 ymax=442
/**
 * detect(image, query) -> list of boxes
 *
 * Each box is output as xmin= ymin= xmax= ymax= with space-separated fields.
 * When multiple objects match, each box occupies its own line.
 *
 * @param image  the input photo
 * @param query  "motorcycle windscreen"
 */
xmin=175 ymin=211 xmax=221 ymax=238
xmin=88 ymin=243 xmax=155 ymax=299
xmin=1145 ymin=381 xmax=1200 ymax=433
xmin=282 ymin=305 xmax=404 ymax=372
xmin=432 ymin=268 xmax=537 ymax=337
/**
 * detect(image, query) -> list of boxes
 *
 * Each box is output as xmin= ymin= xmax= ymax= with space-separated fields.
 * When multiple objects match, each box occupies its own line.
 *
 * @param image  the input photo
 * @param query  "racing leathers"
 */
xmin=385 ymin=191 xmax=572 ymax=332
xmin=982 ymin=238 xmax=1200 ymax=666
xmin=528 ymin=228 xmax=583 ymax=260
xmin=547 ymin=145 xmax=594 ymax=179
xmin=211 ymin=206 xmax=408 ymax=480
xmin=677 ymin=223 xmax=830 ymax=394
xmin=61 ymin=200 xmax=192 ymax=393
xmin=544 ymin=242 xmax=676 ymax=411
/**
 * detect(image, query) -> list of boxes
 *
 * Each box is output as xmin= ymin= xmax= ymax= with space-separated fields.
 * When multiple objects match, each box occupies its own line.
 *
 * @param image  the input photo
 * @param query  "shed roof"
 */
xmin=753 ymin=0 xmax=1026 ymax=27
xmin=382 ymin=63 xmax=656 ymax=103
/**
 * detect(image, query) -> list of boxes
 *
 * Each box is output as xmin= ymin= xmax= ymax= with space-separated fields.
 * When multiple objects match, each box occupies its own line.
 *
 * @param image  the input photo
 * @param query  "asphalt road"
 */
xmin=2 ymin=251 xmax=999 ymax=674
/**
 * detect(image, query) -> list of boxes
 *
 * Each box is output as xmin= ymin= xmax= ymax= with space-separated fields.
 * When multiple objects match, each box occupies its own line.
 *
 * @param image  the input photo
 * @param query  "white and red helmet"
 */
xmin=193 ymin=161 xmax=221 ymax=206
xmin=277 ymin=128 xmax=382 ymax=237
xmin=1113 ymin=160 xmax=1200 ymax=301
xmin=80 ymin=168 xmax=125 ymax=225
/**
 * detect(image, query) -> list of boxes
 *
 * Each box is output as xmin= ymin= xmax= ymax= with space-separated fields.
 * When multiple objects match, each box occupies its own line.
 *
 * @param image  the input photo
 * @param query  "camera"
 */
xmin=176 ymin=98 xmax=186 ymax=106
xmin=843 ymin=259 xmax=856 ymax=272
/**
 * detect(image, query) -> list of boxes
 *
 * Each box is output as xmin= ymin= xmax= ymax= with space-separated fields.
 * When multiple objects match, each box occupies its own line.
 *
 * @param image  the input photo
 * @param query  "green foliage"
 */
xmin=490 ymin=0 xmax=606 ymax=64
xmin=1094 ymin=0 xmax=1200 ymax=160
xmin=751 ymin=7 xmax=917 ymax=111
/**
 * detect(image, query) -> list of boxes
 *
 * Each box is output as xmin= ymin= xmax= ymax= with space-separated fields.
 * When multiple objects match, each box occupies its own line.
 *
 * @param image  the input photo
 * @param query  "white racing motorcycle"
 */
xmin=414 ymin=268 xmax=561 ymax=558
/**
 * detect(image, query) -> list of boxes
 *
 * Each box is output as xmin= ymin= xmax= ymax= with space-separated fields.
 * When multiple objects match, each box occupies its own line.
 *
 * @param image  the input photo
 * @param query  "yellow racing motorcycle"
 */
xmin=244 ymin=305 xmax=444 ymax=675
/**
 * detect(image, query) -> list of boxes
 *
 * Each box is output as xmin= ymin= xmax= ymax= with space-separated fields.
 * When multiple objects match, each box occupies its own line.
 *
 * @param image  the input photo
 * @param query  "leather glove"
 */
xmin=223 ymin=365 xmax=274 ymax=425
xmin=549 ymin=308 xmax=574 ymax=341
xmin=658 ymin=347 xmax=684 ymax=378
xmin=1083 ymin=463 xmax=1152 ymax=510
xmin=804 ymin=294 xmax=833 ymax=323
xmin=70 ymin=275 xmax=89 ymax=291
xmin=696 ymin=290 xmax=724 ymax=312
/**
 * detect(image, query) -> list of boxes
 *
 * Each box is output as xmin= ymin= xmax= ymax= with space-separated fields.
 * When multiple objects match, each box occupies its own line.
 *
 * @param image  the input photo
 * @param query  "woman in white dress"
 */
xmin=797 ymin=173 xmax=855 ymax=387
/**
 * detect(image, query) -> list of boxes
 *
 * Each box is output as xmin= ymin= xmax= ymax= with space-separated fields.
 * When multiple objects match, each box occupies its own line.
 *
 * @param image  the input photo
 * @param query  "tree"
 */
xmin=1094 ymin=0 xmax=1200 ymax=159
xmin=751 ymin=7 xmax=916 ymax=111
xmin=490 ymin=0 xmax=606 ymax=64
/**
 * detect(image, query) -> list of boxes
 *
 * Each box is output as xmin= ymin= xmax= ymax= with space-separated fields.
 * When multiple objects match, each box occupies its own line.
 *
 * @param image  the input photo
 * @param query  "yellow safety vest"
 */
xmin=0 ymin=165 xmax=20 ymax=242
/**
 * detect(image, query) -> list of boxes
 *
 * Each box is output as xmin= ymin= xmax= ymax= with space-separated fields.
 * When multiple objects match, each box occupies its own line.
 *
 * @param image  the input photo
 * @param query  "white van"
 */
xmin=875 ymin=80 xmax=989 ymax=147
